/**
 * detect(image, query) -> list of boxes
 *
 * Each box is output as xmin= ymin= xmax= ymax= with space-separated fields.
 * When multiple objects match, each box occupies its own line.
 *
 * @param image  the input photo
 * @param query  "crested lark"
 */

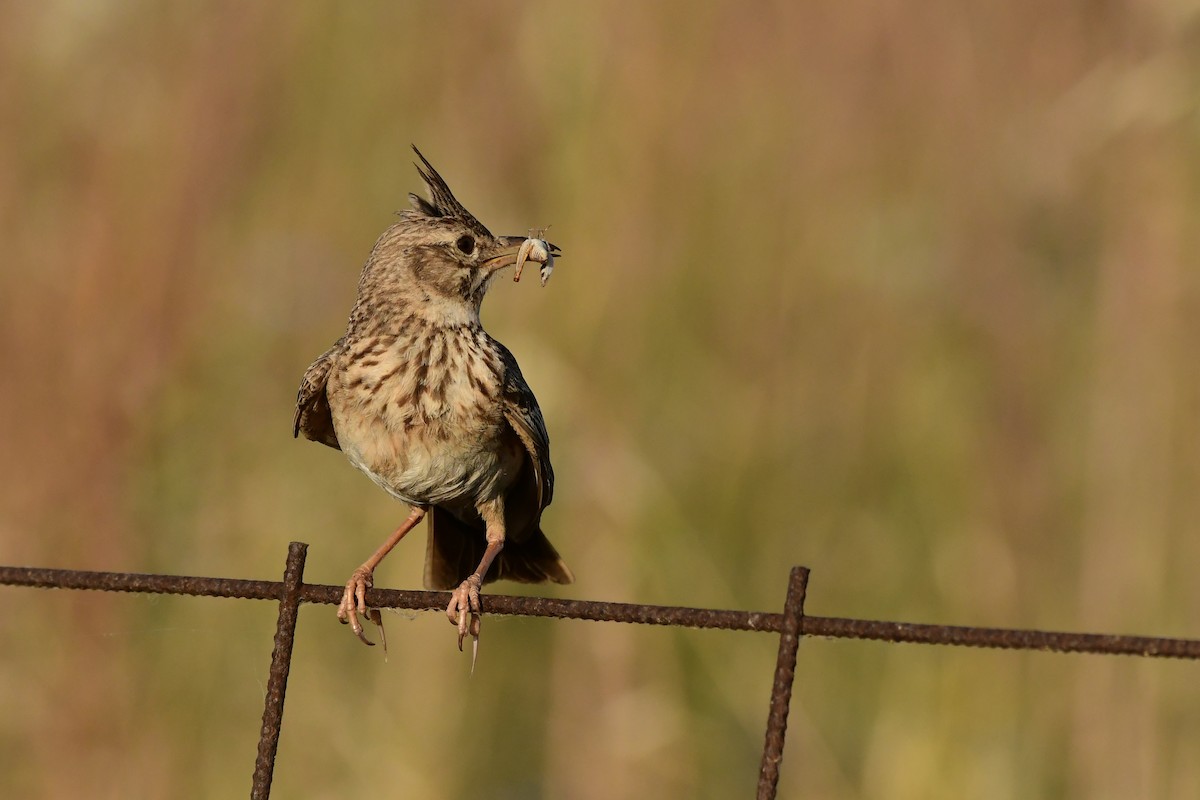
xmin=294 ymin=148 xmax=572 ymax=652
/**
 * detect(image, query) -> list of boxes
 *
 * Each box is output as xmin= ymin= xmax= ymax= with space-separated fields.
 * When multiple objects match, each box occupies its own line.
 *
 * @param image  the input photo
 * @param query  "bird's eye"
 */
xmin=455 ymin=235 xmax=476 ymax=255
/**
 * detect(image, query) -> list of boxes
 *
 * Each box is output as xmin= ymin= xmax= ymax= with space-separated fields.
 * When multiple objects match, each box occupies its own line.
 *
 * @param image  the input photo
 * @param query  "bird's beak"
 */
xmin=481 ymin=235 xmax=563 ymax=273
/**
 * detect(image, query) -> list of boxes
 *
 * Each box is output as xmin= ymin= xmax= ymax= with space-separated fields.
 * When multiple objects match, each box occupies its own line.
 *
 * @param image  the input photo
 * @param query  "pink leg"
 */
xmin=446 ymin=504 xmax=506 ymax=665
xmin=338 ymin=505 xmax=427 ymax=646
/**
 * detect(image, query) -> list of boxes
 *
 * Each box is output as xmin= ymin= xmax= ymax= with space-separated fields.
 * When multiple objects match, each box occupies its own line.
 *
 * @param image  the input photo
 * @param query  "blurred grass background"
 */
xmin=1 ymin=1 xmax=1199 ymax=797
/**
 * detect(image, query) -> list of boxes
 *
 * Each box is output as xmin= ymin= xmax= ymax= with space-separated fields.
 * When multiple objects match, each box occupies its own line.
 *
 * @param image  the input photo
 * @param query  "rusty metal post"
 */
xmin=251 ymin=542 xmax=308 ymax=800
xmin=757 ymin=566 xmax=809 ymax=800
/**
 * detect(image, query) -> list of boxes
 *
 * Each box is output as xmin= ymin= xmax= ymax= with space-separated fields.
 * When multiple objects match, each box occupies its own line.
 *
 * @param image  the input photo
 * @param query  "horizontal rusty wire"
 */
xmin=1 ymin=565 xmax=283 ymax=600
xmin=304 ymin=583 xmax=784 ymax=632
xmin=3 ymin=562 xmax=1199 ymax=659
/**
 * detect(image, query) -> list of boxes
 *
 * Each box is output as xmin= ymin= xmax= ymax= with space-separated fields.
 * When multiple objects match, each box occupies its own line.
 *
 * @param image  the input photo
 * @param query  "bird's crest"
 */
xmin=406 ymin=146 xmax=494 ymax=240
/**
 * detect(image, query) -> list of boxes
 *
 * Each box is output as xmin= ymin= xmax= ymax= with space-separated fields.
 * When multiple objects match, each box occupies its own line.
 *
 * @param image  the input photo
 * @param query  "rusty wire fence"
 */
xmin=3 ymin=540 xmax=1200 ymax=800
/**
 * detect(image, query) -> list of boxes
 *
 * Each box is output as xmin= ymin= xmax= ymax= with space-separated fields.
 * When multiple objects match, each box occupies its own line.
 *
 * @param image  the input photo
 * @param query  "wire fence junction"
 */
xmin=3 ymin=541 xmax=1199 ymax=799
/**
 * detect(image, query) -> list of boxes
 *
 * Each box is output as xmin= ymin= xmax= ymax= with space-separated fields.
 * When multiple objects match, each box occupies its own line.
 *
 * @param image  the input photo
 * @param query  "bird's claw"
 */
xmin=369 ymin=608 xmax=387 ymax=653
xmin=447 ymin=576 xmax=483 ymax=661
xmin=337 ymin=567 xmax=384 ymax=647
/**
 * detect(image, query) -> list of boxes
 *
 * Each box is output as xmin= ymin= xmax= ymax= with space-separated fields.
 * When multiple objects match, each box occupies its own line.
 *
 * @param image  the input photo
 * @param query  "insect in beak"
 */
xmin=514 ymin=237 xmax=555 ymax=287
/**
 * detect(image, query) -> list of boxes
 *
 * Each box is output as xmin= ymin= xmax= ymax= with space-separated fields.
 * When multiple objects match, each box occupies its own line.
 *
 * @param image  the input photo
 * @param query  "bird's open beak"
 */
xmin=481 ymin=235 xmax=563 ymax=272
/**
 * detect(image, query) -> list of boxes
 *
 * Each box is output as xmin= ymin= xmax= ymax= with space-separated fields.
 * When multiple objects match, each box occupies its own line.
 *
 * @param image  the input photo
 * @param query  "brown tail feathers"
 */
xmin=423 ymin=505 xmax=574 ymax=591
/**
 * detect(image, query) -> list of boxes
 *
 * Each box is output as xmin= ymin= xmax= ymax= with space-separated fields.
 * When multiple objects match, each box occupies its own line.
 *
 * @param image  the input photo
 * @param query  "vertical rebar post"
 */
xmin=757 ymin=566 xmax=809 ymax=800
xmin=251 ymin=541 xmax=308 ymax=800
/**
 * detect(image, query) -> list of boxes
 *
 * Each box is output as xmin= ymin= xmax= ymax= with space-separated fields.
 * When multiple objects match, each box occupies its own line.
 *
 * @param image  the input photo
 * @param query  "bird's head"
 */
xmin=353 ymin=147 xmax=560 ymax=326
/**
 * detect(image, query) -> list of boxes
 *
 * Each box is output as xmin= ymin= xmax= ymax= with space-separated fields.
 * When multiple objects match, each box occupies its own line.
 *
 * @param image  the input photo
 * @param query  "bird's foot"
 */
xmin=338 ymin=566 xmax=384 ymax=648
xmin=446 ymin=575 xmax=483 ymax=662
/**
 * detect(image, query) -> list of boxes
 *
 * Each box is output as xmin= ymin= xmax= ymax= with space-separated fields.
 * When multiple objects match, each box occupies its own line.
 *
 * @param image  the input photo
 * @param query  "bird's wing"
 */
xmin=293 ymin=338 xmax=344 ymax=450
xmin=496 ymin=343 xmax=554 ymax=512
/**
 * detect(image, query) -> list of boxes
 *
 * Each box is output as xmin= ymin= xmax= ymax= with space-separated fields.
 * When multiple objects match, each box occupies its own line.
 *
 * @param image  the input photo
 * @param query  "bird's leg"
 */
xmin=339 ymin=505 xmax=427 ymax=646
xmin=447 ymin=504 xmax=506 ymax=662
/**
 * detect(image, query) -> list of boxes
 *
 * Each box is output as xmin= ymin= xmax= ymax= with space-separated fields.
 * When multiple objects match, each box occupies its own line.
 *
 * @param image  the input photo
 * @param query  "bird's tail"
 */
xmin=424 ymin=506 xmax=574 ymax=590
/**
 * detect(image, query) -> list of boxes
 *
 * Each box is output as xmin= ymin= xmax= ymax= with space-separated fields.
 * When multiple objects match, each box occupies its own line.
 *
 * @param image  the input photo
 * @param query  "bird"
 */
xmin=293 ymin=147 xmax=573 ymax=655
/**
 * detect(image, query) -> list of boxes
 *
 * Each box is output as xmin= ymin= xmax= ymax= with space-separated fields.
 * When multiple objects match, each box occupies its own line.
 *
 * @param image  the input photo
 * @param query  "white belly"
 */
xmin=327 ymin=325 xmax=518 ymax=510
xmin=338 ymin=414 xmax=516 ymax=509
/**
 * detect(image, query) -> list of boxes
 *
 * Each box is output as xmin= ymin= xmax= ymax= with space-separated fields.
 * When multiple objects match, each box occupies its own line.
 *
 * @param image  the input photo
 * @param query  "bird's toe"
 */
xmin=339 ymin=568 xmax=378 ymax=647
xmin=447 ymin=577 xmax=483 ymax=653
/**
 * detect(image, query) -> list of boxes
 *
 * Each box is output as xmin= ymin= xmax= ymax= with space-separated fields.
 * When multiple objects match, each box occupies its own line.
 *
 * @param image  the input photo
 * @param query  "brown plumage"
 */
xmin=293 ymin=147 xmax=571 ymax=652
